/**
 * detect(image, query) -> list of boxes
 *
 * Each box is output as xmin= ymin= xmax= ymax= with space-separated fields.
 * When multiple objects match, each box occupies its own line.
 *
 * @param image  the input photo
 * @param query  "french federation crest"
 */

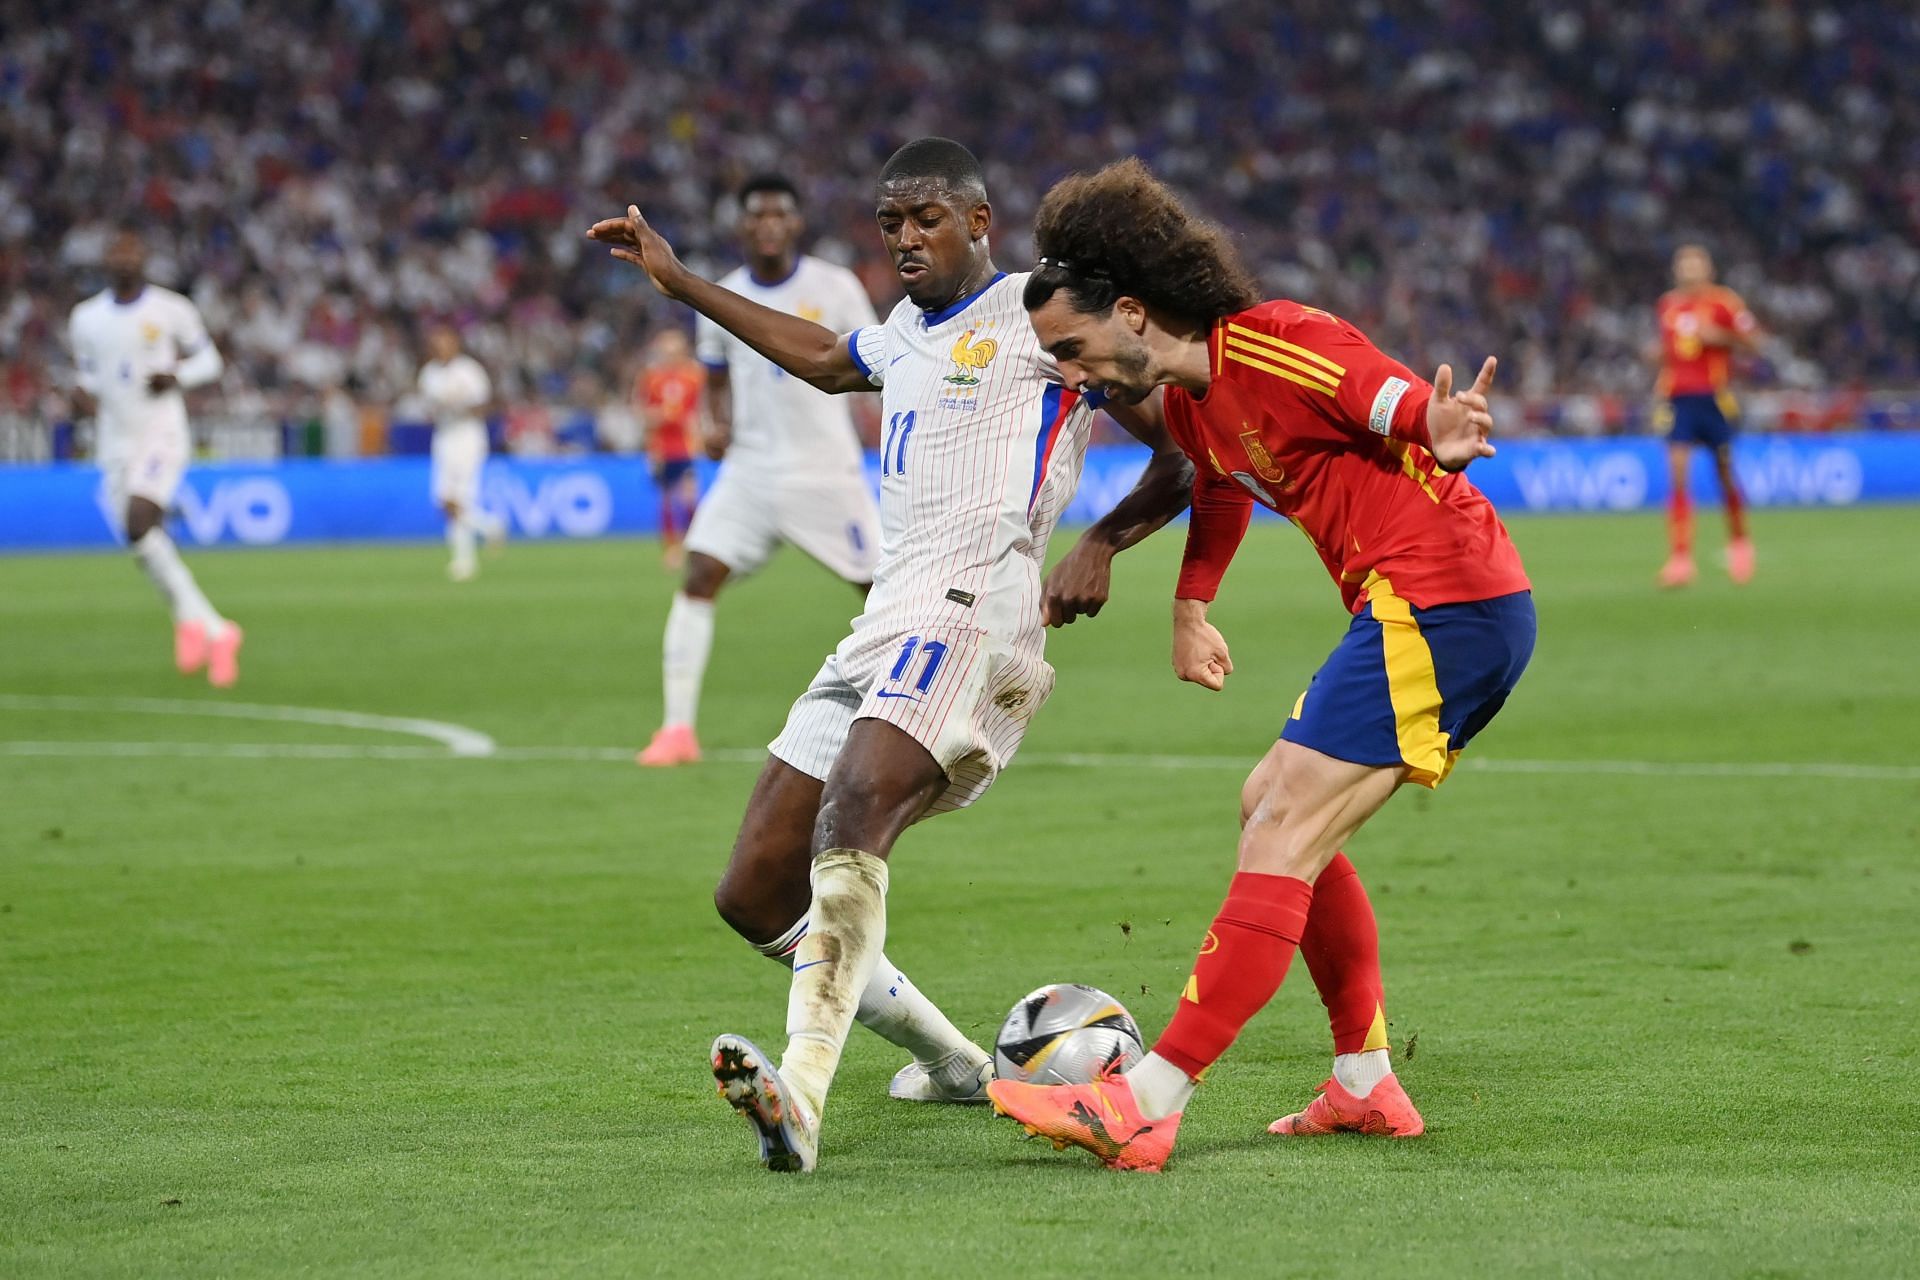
xmin=939 ymin=327 xmax=999 ymax=411
xmin=944 ymin=329 xmax=998 ymax=386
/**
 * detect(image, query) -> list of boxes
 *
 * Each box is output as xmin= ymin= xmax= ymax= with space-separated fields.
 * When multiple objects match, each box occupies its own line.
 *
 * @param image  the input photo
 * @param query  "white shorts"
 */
xmin=684 ymin=465 xmax=879 ymax=583
xmin=431 ymin=424 xmax=488 ymax=510
xmin=99 ymin=433 xmax=189 ymax=528
xmin=769 ymin=622 xmax=1056 ymax=815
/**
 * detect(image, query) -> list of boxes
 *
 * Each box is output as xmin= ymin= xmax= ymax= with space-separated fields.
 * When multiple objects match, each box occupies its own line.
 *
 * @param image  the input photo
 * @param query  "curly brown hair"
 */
xmin=1024 ymin=158 xmax=1260 ymax=324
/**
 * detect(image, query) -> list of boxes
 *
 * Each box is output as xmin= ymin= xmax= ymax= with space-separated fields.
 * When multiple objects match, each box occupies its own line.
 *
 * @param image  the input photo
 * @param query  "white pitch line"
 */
xmin=1455 ymin=757 xmax=1920 ymax=782
xmin=0 ymin=695 xmax=496 ymax=757
xmin=1016 ymin=751 xmax=1920 ymax=781
xmin=0 ymin=740 xmax=454 ymax=761
xmin=0 ymin=738 xmax=1915 ymax=781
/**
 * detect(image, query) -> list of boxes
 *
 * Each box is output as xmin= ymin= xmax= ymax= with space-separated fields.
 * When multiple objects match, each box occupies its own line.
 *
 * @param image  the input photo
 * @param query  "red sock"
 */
xmin=1152 ymin=871 xmax=1313 ymax=1078
xmin=1668 ymin=488 xmax=1693 ymax=555
xmin=1301 ymin=853 xmax=1389 ymax=1055
xmin=1724 ymin=484 xmax=1748 ymax=541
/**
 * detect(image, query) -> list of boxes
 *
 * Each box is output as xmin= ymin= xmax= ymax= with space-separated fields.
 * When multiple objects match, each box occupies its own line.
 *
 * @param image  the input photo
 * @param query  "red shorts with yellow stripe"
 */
xmin=1280 ymin=579 xmax=1535 ymax=787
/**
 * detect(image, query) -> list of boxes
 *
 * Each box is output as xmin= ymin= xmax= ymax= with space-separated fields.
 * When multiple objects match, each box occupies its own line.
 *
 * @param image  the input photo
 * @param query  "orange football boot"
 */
xmin=1726 ymin=537 xmax=1755 ymax=585
xmin=1658 ymin=553 xmax=1696 ymax=589
xmin=636 ymin=723 xmax=701 ymax=767
xmin=174 ymin=620 xmax=209 ymax=675
xmin=987 ymin=1073 xmax=1181 ymax=1172
xmin=206 ymin=622 xmax=244 ymax=688
xmin=1267 ymin=1073 xmax=1425 ymax=1138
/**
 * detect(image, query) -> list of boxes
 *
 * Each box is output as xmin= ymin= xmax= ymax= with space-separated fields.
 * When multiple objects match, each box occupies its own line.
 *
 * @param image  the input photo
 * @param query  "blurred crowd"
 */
xmin=3 ymin=0 xmax=1917 ymax=443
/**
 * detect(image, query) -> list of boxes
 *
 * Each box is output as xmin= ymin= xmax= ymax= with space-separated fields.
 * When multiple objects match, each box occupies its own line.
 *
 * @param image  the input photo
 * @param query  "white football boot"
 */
xmin=887 ymin=1047 xmax=994 ymax=1104
xmin=711 ymin=1034 xmax=819 ymax=1173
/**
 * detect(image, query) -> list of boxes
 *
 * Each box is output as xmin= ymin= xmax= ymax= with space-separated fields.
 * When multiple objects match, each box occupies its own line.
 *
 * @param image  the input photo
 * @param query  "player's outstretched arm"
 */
xmin=588 ymin=206 xmax=869 ymax=394
xmin=1042 ymin=390 xmax=1195 ymax=627
xmin=1426 ymin=356 xmax=1498 ymax=473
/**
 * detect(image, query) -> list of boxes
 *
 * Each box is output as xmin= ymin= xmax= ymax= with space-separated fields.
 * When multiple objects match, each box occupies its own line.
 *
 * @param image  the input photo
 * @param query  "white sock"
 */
xmin=1332 ymin=1048 xmax=1393 ymax=1098
xmin=132 ymin=530 xmax=220 ymax=625
xmin=1125 ymin=1051 xmax=1196 ymax=1121
xmin=661 ymin=592 xmax=715 ymax=729
xmin=754 ymin=918 xmax=982 ymax=1067
xmin=778 ymin=848 xmax=888 ymax=1118
xmin=447 ymin=517 xmax=476 ymax=569
xmin=860 ymin=959 xmax=988 ymax=1068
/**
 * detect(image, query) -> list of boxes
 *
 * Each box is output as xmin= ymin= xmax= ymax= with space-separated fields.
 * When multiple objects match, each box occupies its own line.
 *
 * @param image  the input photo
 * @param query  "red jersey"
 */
xmin=1656 ymin=286 xmax=1756 ymax=397
xmin=1167 ymin=301 xmax=1531 ymax=615
xmin=638 ymin=362 xmax=703 ymax=461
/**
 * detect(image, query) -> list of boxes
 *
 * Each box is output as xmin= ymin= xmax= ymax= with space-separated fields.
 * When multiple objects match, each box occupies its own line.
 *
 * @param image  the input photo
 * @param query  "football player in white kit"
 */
xmin=68 ymin=228 xmax=243 ymax=686
xmin=590 ymin=138 xmax=1193 ymax=1172
xmin=638 ymin=174 xmax=883 ymax=767
xmin=417 ymin=325 xmax=506 ymax=582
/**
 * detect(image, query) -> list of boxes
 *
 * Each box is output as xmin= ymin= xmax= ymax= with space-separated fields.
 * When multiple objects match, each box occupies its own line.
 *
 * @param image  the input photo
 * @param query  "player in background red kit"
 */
xmin=638 ymin=328 xmax=705 ymax=570
xmin=987 ymin=160 xmax=1534 ymax=1172
xmin=1653 ymin=244 xmax=1761 ymax=588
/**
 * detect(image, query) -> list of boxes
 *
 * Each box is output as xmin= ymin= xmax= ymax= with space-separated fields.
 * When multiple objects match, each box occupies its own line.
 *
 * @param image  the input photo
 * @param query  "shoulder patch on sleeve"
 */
xmin=1368 ymin=377 xmax=1412 ymax=435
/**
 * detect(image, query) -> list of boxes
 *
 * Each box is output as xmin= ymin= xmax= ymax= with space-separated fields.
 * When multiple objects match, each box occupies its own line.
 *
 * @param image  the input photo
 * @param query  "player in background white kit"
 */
xmin=67 ymin=228 xmax=243 ymax=687
xmin=417 ymin=325 xmax=506 ymax=582
xmin=638 ymin=174 xmax=883 ymax=767
xmin=590 ymin=138 xmax=1193 ymax=1172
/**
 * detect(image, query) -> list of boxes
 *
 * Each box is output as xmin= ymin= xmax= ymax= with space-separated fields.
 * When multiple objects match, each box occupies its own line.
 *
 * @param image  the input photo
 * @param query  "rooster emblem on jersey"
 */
xmin=944 ymin=329 xmax=998 ymax=386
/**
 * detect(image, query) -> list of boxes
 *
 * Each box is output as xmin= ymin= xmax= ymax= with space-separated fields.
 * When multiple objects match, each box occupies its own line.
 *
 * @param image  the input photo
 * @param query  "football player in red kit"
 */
xmin=1653 ymin=244 xmax=1760 ymax=587
xmin=988 ymin=160 xmax=1534 ymax=1172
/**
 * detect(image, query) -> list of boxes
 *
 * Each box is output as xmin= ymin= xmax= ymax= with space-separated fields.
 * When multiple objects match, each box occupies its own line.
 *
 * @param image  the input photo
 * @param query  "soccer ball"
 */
xmin=993 ymin=983 xmax=1145 ymax=1085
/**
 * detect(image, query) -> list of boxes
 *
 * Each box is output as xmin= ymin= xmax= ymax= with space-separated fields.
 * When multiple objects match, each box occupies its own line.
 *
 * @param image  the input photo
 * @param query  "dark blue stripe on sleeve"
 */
xmin=846 ymin=329 xmax=875 ymax=380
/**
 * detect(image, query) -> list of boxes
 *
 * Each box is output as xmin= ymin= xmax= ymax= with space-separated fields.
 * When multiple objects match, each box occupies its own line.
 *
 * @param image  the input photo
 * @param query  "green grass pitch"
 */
xmin=2 ymin=506 xmax=1917 ymax=1277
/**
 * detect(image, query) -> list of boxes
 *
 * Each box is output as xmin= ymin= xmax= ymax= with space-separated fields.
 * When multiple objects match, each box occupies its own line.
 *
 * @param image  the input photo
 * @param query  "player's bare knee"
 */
xmin=814 ymin=773 xmax=938 ymax=856
xmin=812 ymin=786 xmax=894 ymax=855
xmin=712 ymin=871 xmax=785 ymax=945
xmin=1239 ymin=771 xmax=1266 ymax=828
xmin=1237 ymin=766 xmax=1341 ymax=878
xmin=1239 ymin=794 xmax=1291 ymax=846
xmin=124 ymin=499 xmax=162 ymax=542
xmin=710 ymin=878 xmax=759 ymax=940
xmin=1239 ymin=744 xmax=1291 ymax=827
xmin=683 ymin=554 xmax=729 ymax=601
xmin=1236 ymin=807 xmax=1327 ymax=879
xmin=814 ymin=724 xmax=944 ymax=853
xmin=712 ymin=877 xmax=746 ymax=932
xmin=1240 ymin=761 xmax=1293 ymax=831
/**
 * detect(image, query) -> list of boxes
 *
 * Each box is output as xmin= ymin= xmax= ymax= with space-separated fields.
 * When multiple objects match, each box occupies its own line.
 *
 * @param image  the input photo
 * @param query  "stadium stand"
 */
xmin=2 ymin=0 xmax=1916 ymax=448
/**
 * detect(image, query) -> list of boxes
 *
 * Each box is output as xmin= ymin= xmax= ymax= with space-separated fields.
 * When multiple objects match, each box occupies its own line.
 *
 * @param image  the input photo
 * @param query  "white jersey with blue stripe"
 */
xmin=695 ymin=255 xmax=877 ymax=480
xmin=68 ymin=285 xmax=216 ymax=458
xmin=845 ymin=271 xmax=1098 ymax=646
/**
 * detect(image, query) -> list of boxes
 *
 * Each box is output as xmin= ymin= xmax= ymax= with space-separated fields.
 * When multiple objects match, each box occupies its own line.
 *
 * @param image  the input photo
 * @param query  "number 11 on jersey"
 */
xmin=881 ymin=410 xmax=916 ymax=477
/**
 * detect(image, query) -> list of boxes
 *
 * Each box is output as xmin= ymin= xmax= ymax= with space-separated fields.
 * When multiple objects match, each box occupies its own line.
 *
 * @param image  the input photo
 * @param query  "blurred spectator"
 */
xmin=2 ymin=0 xmax=1916 ymax=440
xmin=594 ymin=359 xmax=645 ymax=454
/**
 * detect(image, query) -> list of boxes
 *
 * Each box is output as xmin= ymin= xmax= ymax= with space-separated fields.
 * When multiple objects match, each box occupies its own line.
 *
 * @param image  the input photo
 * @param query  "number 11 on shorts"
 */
xmin=886 ymin=635 xmax=948 ymax=695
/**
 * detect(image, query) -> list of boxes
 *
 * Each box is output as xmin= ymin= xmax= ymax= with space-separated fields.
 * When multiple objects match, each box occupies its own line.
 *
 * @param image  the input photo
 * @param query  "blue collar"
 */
xmin=920 ymin=272 xmax=1006 ymax=327
xmin=747 ymin=258 xmax=801 ymax=289
xmin=111 ymin=286 xmax=147 ymax=308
